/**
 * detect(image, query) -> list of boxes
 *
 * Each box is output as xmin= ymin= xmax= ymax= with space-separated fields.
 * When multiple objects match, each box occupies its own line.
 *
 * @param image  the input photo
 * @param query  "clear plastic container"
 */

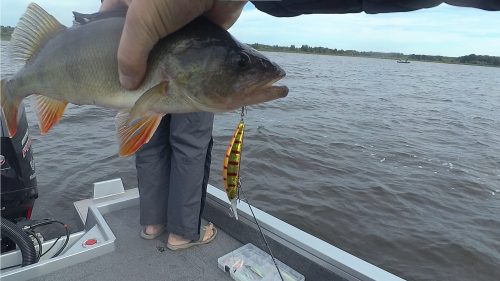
xmin=218 ymin=243 xmax=305 ymax=281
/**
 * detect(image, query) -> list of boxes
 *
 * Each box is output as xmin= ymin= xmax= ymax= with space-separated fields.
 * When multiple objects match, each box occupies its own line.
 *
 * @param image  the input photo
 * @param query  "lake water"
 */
xmin=1 ymin=41 xmax=499 ymax=281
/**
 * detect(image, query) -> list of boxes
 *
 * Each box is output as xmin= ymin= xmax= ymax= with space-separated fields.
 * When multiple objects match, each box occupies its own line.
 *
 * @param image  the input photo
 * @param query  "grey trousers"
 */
xmin=135 ymin=112 xmax=214 ymax=241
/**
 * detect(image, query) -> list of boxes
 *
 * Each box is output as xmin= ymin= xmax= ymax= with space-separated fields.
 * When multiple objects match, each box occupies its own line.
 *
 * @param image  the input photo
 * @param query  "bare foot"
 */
xmin=167 ymin=223 xmax=214 ymax=246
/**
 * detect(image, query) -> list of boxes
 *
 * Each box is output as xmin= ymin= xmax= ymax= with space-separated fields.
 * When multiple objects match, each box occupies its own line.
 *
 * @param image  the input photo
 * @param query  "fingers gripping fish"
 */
xmin=0 ymin=3 xmax=287 ymax=156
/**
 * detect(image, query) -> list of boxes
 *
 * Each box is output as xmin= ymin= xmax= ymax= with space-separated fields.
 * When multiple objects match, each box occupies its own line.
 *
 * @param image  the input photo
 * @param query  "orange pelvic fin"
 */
xmin=115 ymin=110 xmax=164 ymax=157
xmin=35 ymin=95 xmax=68 ymax=134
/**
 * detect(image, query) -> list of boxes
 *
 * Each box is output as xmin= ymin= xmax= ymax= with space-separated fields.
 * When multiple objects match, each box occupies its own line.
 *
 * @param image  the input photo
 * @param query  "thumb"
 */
xmin=117 ymin=3 xmax=155 ymax=90
xmin=117 ymin=0 xmax=213 ymax=90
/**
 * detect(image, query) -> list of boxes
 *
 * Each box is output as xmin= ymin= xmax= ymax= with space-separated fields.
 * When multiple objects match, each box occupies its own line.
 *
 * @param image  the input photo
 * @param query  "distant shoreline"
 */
xmin=250 ymin=43 xmax=500 ymax=68
xmin=1 ymin=26 xmax=14 ymax=41
xmin=1 ymin=25 xmax=498 ymax=67
xmin=257 ymin=48 xmax=500 ymax=68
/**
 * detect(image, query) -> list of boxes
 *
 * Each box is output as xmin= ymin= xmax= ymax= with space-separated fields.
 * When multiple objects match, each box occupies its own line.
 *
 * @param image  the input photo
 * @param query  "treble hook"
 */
xmin=228 ymin=207 xmax=235 ymax=218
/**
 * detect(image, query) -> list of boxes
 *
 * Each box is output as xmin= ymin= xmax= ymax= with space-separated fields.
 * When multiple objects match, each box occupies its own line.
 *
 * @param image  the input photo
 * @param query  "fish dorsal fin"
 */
xmin=35 ymin=95 xmax=68 ymax=134
xmin=72 ymin=8 xmax=128 ymax=26
xmin=115 ymin=110 xmax=164 ymax=157
xmin=11 ymin=3 xmax=65 ymax=62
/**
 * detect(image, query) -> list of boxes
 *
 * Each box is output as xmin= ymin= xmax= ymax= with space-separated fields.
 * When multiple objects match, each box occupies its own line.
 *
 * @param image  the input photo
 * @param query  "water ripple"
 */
xmin=2 ymin=43 xmax=500 ymax=281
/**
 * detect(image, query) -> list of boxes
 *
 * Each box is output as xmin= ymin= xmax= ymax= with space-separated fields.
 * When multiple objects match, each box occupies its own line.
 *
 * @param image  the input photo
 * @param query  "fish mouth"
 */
xmin=258 ymin=74 xmax=289 ymax=97
xmin=241 ymin=70 xmax=289 ymax=107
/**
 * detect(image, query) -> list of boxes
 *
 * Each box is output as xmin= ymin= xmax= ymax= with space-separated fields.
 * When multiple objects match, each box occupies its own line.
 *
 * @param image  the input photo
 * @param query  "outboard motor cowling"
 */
xmin=1 ymin=103 xmax=38 ymax=253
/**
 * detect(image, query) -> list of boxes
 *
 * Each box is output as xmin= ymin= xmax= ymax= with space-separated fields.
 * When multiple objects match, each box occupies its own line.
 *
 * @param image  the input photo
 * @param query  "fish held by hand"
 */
xmin=0 ymin=3 xmax=288 ymax=156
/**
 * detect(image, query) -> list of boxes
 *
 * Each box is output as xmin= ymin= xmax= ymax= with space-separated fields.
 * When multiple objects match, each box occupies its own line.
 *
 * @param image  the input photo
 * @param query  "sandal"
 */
xmin=166 ymin=223 xmax=217 ymax=251
xmin=140 ymin=225 xmax=166 ymax=240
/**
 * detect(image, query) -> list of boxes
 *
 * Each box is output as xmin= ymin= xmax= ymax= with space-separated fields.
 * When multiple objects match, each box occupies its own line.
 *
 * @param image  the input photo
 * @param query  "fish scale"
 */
xmin=0 ymin=3 xmax=287 ymax=157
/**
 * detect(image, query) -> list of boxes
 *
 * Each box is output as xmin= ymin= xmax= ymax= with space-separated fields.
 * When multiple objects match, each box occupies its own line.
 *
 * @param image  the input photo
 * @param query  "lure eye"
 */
xmin=234 ymin=52 xmax=251 ymax=68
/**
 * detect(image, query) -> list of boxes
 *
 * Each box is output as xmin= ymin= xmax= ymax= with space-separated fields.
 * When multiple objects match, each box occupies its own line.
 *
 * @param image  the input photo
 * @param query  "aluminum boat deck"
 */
xmin=0 ymin=179 xmax=405 ymax=281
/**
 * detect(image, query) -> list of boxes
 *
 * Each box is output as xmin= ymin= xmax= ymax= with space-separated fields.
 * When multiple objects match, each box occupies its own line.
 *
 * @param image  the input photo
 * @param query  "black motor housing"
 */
xmin=1 ymin=103 xmax=38 ymax=222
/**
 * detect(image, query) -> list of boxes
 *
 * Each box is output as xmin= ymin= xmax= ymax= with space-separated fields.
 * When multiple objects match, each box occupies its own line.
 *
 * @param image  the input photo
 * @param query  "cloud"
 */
xmin=230 ymin=3 xmax=500 ymax=56
xmin=1 ymin=1 xmax=499 ymax=56
xmin=0 ymin=0 xmax=99 ymax=26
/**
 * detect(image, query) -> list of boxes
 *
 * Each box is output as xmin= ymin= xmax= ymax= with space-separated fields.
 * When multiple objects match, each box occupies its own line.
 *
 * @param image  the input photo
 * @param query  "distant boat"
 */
xmin=397 ymin=59 xmax=410 ymax=63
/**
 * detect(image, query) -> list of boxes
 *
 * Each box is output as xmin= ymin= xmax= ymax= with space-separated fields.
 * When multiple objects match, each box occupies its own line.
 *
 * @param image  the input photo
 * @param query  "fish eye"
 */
xmin=234 ymin=52 xmax=251 ymax=68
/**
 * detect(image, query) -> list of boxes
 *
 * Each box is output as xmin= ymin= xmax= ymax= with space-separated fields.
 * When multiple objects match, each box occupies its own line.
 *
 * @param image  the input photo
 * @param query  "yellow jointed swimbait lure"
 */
xmin=223 ymin=120 xmax=245 ymax=220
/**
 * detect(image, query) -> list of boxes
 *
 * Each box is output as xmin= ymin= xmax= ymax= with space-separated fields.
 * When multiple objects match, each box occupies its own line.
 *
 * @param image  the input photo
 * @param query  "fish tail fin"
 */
xmin=1 ymin=79 xmax=22 ymax=137
xmin=2 ymin=3 xmax=65 ymax=138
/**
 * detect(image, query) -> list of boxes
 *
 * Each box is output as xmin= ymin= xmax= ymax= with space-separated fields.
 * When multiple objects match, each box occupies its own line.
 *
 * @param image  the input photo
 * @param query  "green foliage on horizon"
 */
xmin=1 ymin=25 xmax=498 ymax=67
xmin=1 ymin=26 xmax=14 ymax=40
xmin=250 ymin=43 xmax=500 ymax=67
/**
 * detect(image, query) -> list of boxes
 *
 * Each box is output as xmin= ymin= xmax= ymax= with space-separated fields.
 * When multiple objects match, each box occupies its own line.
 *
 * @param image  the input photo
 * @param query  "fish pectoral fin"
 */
xmin=115 ymin=110 xmax=164 ymax=157
xmin=117 ymin=81 xmax=169 ymax=157
xmin=129 ymin=81 xmax=169 ymax=121
xmin=35 ymin=95 xmax=68 ymax=135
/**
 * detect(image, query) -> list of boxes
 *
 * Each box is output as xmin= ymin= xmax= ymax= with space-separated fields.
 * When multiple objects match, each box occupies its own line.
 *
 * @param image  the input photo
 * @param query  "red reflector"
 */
xmin=26 ymin=207 xmax=33 ymax=220
xmin=85 ymin=239 xmax=98 ymax=246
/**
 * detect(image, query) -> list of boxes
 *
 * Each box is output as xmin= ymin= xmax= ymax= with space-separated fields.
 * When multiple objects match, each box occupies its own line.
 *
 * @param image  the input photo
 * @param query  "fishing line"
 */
xmin=236 ymin=106 xmax=285 ymax=281
xmin=239 ymin=186 xmax=285 ymax=281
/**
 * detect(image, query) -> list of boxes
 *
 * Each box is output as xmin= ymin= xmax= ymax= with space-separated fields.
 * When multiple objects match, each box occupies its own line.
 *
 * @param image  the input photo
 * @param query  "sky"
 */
xmin=1 ymin=1 xmax=499 ymax=57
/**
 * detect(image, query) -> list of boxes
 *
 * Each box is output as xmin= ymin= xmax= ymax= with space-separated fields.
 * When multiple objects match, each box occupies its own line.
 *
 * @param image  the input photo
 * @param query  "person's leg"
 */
xmin=165 ymin=112 xmax=214 ymax=243
xmin=198 ymin=137 xmax=213 ymax=230
xmin=135 ymin=115 xmax=172 ymax=235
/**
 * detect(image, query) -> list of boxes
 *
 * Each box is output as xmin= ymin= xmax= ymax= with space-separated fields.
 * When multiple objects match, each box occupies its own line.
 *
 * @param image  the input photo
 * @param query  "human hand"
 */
xmin=100 ymin=0 xmax=247 ymax=90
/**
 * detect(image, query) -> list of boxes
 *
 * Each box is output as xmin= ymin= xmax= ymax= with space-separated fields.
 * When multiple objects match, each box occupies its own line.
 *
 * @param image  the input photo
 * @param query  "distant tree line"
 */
xmin=1 ymin=26 xmax=14 ymax=40
xmin=250 ymin=43 xmax=500 ymax=67
xmin=1 ymin=25 xmax=498 ymax=67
